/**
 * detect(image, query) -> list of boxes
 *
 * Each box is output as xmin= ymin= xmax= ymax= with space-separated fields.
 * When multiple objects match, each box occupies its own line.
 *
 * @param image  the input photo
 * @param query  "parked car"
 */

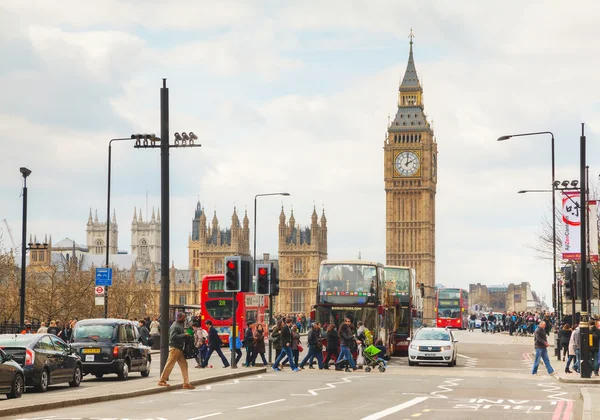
xmin=70 ymin=319 xmax=151 ymax=380
xmin=0 ymin=348 xmax=25 ymax=399
xmin=408 ymin=327 xmax=458 ymax=367
xmin=0 ymin=333 xmax=82 ymax=392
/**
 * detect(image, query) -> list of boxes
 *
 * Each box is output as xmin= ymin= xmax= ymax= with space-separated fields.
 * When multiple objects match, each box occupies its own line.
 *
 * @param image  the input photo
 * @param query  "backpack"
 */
xmin=182 ymin=335 xmax=197 ymax=359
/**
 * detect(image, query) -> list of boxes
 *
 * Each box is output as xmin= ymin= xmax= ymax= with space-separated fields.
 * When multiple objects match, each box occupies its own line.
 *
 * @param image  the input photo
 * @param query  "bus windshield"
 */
xmin=204 ymin=300 xmax=233 ymax=320
xmin=438 ymin=289 xmax=461 ymax=299
xmin=318 ymin=263 xmax=379 ymax=304
xmin=384 ymin=267 xmax=410 ymax=293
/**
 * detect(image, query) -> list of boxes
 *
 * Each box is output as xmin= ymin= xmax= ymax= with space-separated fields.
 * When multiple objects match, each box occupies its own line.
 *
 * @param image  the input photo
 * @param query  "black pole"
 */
xmin=105 ymin=144 xmax=112 ymax=318
xmin=19 ymin=176 xmax=28 ymax=328
xmin=159 ymin=79 xmax=170 ymax=373
xmin=550 ymin=134 xmax=560 ymax=358
xmin=231 ymin=292 xmax=237 ymax=368
xmin=579 ymin=123 xmax=591 ymax=378
xmin=572 ymin=261 xmax=577 ymax=326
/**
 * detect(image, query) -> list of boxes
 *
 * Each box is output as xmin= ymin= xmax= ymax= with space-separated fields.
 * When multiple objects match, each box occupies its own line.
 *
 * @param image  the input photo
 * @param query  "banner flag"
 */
xmin=561 ymin=191 xmax=599 ymax=262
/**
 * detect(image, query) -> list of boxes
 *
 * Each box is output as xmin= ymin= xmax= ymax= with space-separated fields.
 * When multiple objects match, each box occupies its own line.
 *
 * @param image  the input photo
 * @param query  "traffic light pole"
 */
xmin=231 ymin=291 xmax=237 ymax=368
xmin=579 ymin=123 xmax=591 ymax=379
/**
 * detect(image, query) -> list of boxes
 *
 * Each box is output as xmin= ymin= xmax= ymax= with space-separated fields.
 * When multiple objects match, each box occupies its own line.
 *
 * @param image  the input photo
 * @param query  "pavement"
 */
xmin=0 ymin=347 xmax=265 ymax=418
xmin=3 ymin=330 xmax=586 ymax=420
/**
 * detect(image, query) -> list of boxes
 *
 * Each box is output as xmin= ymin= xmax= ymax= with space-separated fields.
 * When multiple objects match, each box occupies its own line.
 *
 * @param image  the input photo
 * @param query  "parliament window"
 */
xmin=291 ymin=290 xmax=304 ymax=313
xmin=293 ymin=258 xmax=303 ymax=275
xmin=215 ymin=259 xmax=223 ymax=274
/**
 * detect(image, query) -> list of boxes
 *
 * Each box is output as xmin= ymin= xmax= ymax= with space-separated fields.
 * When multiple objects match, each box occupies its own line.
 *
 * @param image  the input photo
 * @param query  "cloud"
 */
xmin=3 ymin=0 xmax=600 ymax=309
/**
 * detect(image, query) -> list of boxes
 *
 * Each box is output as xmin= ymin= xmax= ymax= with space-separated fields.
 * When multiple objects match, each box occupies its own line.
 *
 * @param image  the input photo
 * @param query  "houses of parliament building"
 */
xmin=188 ymin=201 xmax=328 ymax=315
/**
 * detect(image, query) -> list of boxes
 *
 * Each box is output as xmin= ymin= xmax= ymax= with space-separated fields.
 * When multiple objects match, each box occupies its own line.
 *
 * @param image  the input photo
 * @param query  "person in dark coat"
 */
xmin=243 ymin=321 xmax=255 ymax=367
xmin=251 ymin=323 xmax=268 ymax=366
xmin=201 ymin=320 xmax=230 ymax=368
xmin=323 ymin=323 xmax=339 ymax=369
xmin=559 ymin=323 xmax=572 ymax=362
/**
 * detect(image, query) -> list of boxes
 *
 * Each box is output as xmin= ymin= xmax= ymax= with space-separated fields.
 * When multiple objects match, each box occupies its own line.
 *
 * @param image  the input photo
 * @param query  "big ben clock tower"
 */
xmin=384 ymin=32 xmax=437 ymax=323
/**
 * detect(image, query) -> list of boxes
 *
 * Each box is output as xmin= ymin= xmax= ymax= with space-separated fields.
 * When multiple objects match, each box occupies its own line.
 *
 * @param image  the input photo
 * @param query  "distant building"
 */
xmin=276 ymin=207 xmax=328 ymax=315
xmin=469 ymin=282 xmax=544 ymax=313
xmin=187 ymin=201 xmax=251 ymax=280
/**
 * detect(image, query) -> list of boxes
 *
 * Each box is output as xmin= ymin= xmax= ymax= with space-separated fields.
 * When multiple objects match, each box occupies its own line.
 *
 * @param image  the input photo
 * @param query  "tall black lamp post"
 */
xmin=134 ymin=79 xmax=200 ymax=373
xmin=19 ymin=167 xmax=31 ymax=328
xmin=254 ymin=192 xmax=290 ymax=363
xmin=104 ymin=137 xmax=146 ymax=318
xmin=498 ymin=131 xmax=559 ymax=356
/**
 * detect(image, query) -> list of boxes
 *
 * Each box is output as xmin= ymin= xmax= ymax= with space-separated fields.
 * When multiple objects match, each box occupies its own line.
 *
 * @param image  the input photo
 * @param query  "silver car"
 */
xmin=408 ymin=327 xmax=458 ymax=367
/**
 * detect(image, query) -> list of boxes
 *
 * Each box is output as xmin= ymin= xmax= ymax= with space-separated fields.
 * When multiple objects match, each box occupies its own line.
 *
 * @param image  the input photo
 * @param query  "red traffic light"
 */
xmin=226 ymin=261 xmax=237 ymax=270
xmin=258 ymin=267 xmax=268 ymax=276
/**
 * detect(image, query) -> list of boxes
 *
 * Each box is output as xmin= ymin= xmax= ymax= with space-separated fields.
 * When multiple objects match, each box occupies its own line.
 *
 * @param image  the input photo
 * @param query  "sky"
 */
xmin=2 ymin=0 xmax=600 ymax=308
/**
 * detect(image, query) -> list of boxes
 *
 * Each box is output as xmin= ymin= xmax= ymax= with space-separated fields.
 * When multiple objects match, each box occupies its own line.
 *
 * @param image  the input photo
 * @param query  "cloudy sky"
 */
xmin=2 ymin=1 xmax=600 ymax=307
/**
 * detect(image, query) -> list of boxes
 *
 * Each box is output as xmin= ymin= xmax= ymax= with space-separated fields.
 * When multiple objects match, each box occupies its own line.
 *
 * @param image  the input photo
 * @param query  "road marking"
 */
xmin=237 ymin=398 xmax=286 ymax=410
xmin=457 ymin=354 xmax=472 ymax=359
xmin=551 ymin=400 xmax=564 ymax=420
xmin=291 ymin=376 xmax=359 ymax=396
xmin=430 ymin=378 xmax=463 ymax=399
xmin=538 ymin=383 xmax=572 ymax=401
xmin=187 ymin=413 xmax=222 ymax=420
xmin=360 ymin=397 xmax=429 ymax=420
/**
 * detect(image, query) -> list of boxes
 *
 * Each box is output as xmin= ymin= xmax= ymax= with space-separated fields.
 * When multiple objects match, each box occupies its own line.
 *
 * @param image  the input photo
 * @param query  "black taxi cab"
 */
xmin=70 ymin=319 xmax=151 ymax=380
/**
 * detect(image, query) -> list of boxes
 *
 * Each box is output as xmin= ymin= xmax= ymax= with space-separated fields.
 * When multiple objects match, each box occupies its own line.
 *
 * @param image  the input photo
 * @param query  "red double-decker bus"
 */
xmin=435 ymin=288 xmax=468 ymax=329
xmin=200 ymin=274 xmax=268 ymax=346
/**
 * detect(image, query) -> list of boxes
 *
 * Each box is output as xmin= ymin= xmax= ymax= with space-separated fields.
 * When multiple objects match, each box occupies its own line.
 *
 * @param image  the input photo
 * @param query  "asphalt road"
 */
xmin=8 ymin=330 xmax=582 ymax=420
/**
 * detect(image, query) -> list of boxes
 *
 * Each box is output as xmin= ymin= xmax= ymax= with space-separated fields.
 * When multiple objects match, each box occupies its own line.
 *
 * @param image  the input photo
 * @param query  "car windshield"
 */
xmin=414 ymin=330 xmax=450 ymax=341
xmin=73 ymin=324 xmax=116 ymax=341
xmin=0 ymin=335 xmax=36 ymax=346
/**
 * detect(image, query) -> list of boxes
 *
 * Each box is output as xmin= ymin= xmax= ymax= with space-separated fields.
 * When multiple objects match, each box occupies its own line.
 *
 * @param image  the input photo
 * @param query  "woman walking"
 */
xmin=251 ymin=324 xmax=268 ymax=366
xmin=323 ymin=323 xmax=339 ymax=369
xmin=559 ymin=323 xmax=572 ymax=362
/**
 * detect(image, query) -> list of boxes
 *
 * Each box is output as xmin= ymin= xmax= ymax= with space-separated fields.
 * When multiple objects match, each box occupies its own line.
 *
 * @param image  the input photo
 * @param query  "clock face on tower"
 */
xmin=395 ymin=151 xmax=420 ymax=177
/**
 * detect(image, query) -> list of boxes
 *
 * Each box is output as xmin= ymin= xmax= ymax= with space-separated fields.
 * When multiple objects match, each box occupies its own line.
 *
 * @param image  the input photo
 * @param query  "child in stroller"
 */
xmin=363 ymin=345 xmax=386 ymax=372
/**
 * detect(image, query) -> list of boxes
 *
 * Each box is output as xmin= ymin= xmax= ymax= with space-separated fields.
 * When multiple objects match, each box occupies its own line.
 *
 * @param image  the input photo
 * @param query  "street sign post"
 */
xmin=95 ymin=268 xmax=113 ymax=286
xmin=95 ymin=285 xmax=105 ymax=306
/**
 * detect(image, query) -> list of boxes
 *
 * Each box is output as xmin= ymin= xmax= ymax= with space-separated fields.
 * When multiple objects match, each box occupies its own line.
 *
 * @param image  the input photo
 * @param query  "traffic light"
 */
xmin=271 ymin=267 xmax=280 ymax=296
xmin=224 ymin=256 xmax=241 ymax=292
xmin=564 ymin=266 xmax=573 ymax=300
xmin=255 ymin=264 xmax=271 ymax=295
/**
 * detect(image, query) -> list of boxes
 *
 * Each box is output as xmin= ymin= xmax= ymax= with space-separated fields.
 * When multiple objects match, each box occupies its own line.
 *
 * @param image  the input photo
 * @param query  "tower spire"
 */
xmin=400 ymin=28 xmax=420 ymax=90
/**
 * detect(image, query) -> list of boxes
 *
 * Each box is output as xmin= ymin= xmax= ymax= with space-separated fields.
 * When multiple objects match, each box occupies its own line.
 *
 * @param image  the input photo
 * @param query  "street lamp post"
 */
xmin=105 ymin=137 xmax=142 ymax=318
xmin=498 ymin=131 xmax=559 ymax=357
xmin=19 ymin=167 xmax=31 ymax=328
xmin=133 ymin=79 xmax=201 ymax=373
xmin=253 ymin=192 xmax=290 ymax=364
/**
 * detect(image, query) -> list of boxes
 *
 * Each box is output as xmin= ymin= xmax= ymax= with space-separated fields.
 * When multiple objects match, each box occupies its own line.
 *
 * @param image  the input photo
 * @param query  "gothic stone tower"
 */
xmin=131 ymin=207 xmax=161 ymax=267
xmin=86 ymin=208 xmax=118 ymax=255
xmin=277 ymin=207 xmax=328 ymax=315
xmin=188 ymin=202 xmax=251 ymax=280
xmin=384 ymin=35 xmax=437 ymax=323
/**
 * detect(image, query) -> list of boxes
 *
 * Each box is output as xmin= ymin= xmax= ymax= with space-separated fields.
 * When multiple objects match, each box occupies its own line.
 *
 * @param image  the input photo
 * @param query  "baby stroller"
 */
xmin=363 ymin=345 xmax=386 ymax=373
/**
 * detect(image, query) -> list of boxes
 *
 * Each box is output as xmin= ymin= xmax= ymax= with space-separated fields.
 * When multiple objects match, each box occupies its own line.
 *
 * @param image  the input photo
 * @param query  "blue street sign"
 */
xmin=95 ymin=268 xmax=113 ymax=287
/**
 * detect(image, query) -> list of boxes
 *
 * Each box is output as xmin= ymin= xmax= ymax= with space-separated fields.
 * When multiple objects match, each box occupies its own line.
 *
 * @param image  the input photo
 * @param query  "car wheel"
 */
xmin=69 ymin=364 xmax=83 ymax=387
xmin=7 ymin=374 xmax=24 ymax=399
xmin=408 ymin=361 xmax=415 ymax=366
xmin=94 ymin=374 xmax=104 ymax=379
xmin=118 ymin=361 xmax=129 ymax=381
xmin=141 ymin=359 xmax=151 ymax=377
xmin=35 ymin=368 xmax=49 ymax=392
